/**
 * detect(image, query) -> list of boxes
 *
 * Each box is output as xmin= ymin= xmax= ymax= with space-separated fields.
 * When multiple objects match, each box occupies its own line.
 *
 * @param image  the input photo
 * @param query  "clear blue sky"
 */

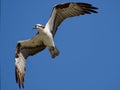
xmin=1 ymin=0 xmax=120 ymax=90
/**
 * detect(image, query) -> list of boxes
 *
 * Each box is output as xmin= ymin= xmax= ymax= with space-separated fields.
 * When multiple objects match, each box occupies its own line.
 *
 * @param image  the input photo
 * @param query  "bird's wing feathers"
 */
xmin=15 ymin=34 xmax=46 ymax=88
xmin=45 ymin=2 xmax=98 ymax=36
xmin=15 ymin=2 xmax=98 ymax=88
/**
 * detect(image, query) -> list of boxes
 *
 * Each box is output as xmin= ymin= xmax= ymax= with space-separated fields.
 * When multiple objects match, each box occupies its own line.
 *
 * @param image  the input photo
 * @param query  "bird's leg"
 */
xmin=48 ymin=46 xmax=59 ymax=58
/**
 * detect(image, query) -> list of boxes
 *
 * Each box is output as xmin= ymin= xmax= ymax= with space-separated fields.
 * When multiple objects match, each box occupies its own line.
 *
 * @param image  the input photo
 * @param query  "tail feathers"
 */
xmin=49 ymin=46 xmax=59 ymax=58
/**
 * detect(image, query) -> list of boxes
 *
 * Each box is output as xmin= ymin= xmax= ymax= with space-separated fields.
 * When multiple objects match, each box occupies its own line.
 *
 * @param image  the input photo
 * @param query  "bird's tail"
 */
xmin=49 ymin=46 xmax=59 ymax=58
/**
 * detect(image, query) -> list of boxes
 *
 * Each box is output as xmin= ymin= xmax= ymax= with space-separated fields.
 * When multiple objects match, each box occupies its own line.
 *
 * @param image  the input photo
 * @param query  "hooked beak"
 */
xmin=33 ymin=26 xmax=36 ymax=29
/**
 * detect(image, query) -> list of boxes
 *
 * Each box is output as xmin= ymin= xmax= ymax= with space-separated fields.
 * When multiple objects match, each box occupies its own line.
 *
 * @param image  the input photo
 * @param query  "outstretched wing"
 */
xmin=15 ymin=34 xmax=46 ymax=88
xmin=45 ymin=2 xmax=98 ymax=36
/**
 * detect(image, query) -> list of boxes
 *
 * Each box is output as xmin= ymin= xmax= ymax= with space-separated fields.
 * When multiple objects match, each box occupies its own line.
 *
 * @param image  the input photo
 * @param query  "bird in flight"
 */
xmin=15 ymin=2 xmax=98 ymax=88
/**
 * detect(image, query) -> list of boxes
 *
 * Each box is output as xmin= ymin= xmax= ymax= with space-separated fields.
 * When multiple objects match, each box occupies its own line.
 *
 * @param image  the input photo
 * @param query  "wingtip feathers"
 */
xmin=15 ymin=63 xmax=25 ymax=89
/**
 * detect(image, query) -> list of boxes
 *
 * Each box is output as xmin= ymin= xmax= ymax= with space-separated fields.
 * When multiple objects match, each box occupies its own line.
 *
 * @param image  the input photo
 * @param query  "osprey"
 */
xmin=15 ymin=2 xmax=98 ymax=88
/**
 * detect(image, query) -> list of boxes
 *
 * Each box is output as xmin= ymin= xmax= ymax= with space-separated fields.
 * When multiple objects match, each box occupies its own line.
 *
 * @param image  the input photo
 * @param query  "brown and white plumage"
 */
xmin=45 ymin=2 xmax=98 ymax=36
xmin=15 ymin=2 xmax=98 ymax=88
xmin=15 ymin=33 xmax=46 ymax=88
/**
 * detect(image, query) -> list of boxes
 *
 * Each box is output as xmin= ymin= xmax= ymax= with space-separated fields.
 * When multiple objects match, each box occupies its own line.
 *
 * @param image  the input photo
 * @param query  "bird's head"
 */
xmin=33 ymin=24 xmax=45 ymax=30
